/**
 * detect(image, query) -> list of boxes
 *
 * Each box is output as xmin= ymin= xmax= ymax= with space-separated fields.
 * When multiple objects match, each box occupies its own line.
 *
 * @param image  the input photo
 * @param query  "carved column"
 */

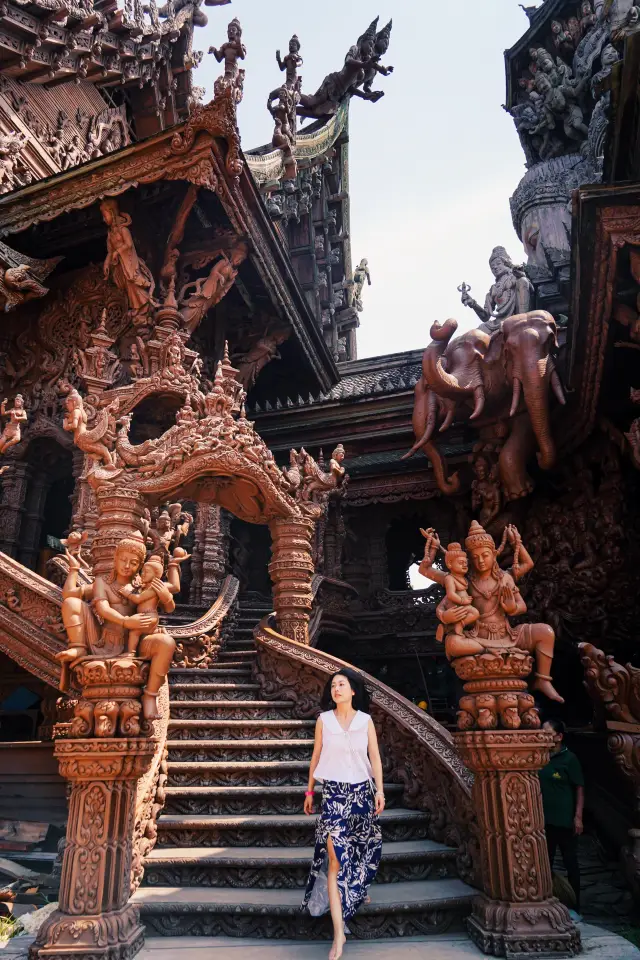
xmin=454 ymin=729 xmax=580 ymax=956
xmin=30 ymin=739 xmax=155 ymax=960
xmin=201 ymin=505 xmax=230 ymax=607
xmin=92 ymin=485 xmax=149 ymax=576
xmin=70 ymin=452 xmax=98 ymax=555
xmin=190 ymin=504 xmax=230 ymax=606
xmin=31 ymin=659 xmax=156 ymax=960
xmin=0 ymin=461 xmax=30 ymax=557
xmin=269 ymin=514 xmax=316 ymax=644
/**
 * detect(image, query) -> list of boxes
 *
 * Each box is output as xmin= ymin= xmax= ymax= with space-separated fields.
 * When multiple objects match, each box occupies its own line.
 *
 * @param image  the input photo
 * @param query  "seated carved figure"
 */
xmin=56 ymin=533 xmax=177 ymax=721
xmin=420 ymin=521 xmax=563 ymax=703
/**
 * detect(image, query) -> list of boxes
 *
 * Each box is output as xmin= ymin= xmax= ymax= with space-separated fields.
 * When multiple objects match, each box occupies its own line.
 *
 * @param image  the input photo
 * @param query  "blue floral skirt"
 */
xmin=302 ymin=779 xmax=382 ymax=922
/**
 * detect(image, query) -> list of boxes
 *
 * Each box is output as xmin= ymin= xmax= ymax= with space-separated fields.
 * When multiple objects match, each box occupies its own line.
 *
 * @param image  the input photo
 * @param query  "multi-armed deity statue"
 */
xmin=417 ymin=522 xmax=577 ymax=955
xmin=420 ymin=520 xmax=563 ymax=727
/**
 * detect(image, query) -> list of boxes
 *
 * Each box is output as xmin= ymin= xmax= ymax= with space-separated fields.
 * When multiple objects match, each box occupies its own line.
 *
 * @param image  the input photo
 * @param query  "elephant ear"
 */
xmin=484 ymin=330 xmax=504 ymax=364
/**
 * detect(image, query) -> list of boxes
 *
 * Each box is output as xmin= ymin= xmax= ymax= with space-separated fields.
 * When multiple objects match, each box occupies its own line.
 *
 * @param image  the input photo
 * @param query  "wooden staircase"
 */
xmin=133 ymin=599 xmax=476 ymax=940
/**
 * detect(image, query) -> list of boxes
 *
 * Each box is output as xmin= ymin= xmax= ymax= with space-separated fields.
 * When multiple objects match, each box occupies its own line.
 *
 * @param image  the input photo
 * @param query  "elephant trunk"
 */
xmin=518 ymin=357 xmax=556 ymax=470
xmin=403 ymin=388 xmax=439 ymax=459
xmin=421 ymin=439 xmax=460 ymax=495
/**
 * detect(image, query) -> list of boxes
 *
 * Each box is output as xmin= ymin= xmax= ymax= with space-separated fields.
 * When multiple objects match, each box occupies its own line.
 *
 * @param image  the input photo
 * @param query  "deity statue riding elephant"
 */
xmin=404 ymin=310 xmax=565 ymax=500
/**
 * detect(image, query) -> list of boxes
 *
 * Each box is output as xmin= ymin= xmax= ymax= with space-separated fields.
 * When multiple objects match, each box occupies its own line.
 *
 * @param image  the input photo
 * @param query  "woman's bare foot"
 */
xmin=329 ymin=931 xmax=346 ymax=960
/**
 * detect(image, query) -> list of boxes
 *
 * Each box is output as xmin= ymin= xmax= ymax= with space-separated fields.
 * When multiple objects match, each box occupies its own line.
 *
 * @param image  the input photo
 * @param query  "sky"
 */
xmin=194 ymin=0 xmax=530 ymax=359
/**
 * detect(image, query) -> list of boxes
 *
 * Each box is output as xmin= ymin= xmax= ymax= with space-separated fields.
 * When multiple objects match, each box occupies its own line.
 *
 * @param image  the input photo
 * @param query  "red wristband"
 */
xmin=305 ymin=791 xmax=314 ymax=796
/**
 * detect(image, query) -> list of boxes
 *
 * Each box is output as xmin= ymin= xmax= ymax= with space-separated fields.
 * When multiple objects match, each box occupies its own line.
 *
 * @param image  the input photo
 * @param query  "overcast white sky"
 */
xmin=194 ymin=0 xmax=530 ymax=358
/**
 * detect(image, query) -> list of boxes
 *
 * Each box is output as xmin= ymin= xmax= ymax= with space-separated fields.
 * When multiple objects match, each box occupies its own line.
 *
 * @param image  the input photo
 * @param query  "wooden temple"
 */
xmin=0 ymin=0 xmax=640 ymax=957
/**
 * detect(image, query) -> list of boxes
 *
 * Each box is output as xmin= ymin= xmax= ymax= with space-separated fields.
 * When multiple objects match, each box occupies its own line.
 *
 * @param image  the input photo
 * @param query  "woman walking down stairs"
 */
xmin=133 ymin=598 xmax=476 ymax=940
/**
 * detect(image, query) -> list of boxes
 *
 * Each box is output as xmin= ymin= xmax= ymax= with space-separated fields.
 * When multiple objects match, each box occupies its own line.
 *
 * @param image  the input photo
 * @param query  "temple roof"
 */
xmin=251 ymin=350 xmax=423 ymax=411
xmin=245 ymin=104 xmax=349 ymax=187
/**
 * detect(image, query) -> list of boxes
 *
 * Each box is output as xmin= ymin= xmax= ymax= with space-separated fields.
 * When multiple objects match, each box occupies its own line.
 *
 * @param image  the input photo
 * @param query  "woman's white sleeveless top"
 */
xmin=313 ymin=710 xmax=374 ymax=785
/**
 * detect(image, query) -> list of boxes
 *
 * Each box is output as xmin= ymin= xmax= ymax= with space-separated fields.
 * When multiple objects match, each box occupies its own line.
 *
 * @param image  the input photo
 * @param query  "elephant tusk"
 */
xmin=510 ymin=378 xmax=522 ymax=418
xmin=403 ymin=392 xmax=438 ymax=459
xmin=439 ymin=403 xmax=456 ymax=433
xmin=469 ymin=385 xmax=485 ymax=421
xmin=550 ymin=367 xmax=566 ymax=406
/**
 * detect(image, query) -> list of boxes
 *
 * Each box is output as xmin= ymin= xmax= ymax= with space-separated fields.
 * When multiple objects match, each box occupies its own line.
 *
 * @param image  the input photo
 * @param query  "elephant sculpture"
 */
xmin=404 ymin=310 xmax=565 ymax=500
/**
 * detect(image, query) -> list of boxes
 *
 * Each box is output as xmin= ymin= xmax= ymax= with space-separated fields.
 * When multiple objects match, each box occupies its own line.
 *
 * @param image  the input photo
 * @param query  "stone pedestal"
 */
xmin=31 ymin=657 xmax=156 ymax=960
xmin=453 ymin=650 xmax=539 ymax=731
xmin=455 ymin=729 xmax=580 ymax=959
xmin=268 ymin=515 xmax=315 ymax=644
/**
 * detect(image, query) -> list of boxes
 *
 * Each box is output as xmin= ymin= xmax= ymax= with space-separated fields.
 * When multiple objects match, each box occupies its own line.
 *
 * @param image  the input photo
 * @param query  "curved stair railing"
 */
xmin=253 ymin=615 xmax=479 ymax=886
xmin=308 ymin=574 xmax=357 ymax=648
xmin=165 ymin=575 xmax=239 ymax=668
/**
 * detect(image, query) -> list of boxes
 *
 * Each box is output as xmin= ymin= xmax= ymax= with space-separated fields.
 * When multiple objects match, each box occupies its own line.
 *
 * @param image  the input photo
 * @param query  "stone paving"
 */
xmin=553 ymin=833 xmax=636 ymax=928
xmin=2 ymin=923 xmax=639 ymax=959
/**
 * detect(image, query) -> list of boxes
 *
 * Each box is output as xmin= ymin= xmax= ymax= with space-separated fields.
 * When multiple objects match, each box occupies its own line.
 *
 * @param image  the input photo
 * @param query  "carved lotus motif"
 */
xmin=452 ymin=650 xmax=534 ymax=682
xmin=72 ymin=656 xmax=150 ymax=689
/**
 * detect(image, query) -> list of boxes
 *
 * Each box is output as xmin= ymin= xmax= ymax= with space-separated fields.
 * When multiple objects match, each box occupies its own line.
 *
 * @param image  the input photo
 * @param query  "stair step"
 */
xmin=216 ymin=656 xmax=256 ymax=666
xmin=163 ymin=783 xmax=404 ymax=816
xmin=167 ymin=760 xmax=310 ymax=788
xmin=170 ymin=668 xmax=252 ymax=682
xmin=167 ymin=739 xmax=313 ymax=761
xmin=167 ymin=719 xmax=315 ymax=739
xmin=155 ymin=809 xmax=430 ymax=848
xmin=170 ymin=684 xmax=261 ymax=701
xmin=134 ymin=879 xmax=475 ymax=938
xmin=168 ymin=701 xmax=295 ymax=721
xmin=143 ymin=839 xmax=458 ymax=888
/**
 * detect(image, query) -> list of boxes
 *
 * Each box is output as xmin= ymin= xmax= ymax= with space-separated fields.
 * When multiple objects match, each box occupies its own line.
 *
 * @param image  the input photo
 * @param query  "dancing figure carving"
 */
xmin=179 ymin=239 xmax=249 ymax=333
xmin=100 ymin=198 xmax=156 ymax=325
xmin=62 ymin=387 xmax=118 ymax=468
xmin=404 ymin=310 xmax=565 ymax=500
xmin=209 ymin=17 xmax=245 ymax=83
xmin=420 ymin=522 xmax=563 ymax=714
xmin=0 ymin=395 xmax=27 ymax=456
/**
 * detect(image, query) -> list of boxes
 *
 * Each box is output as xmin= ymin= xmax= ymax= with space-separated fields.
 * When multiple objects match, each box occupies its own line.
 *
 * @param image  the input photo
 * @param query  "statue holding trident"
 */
xmin=419 ymin=520 xmax=564 ymax=704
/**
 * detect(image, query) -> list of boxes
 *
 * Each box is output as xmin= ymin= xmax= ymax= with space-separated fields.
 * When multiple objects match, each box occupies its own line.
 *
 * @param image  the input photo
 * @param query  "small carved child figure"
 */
xmin=122 ymin=549 xmax=188 ymax=656
xmin=122 ymin=556 xmax=164 ymax=656
xmin=441 ymin=544 xmax=479 ymax=635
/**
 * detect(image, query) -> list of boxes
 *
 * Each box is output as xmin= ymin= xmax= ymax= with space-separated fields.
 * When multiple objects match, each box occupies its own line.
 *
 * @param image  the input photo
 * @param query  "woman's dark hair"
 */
xmin=546 ymin=718 xmax=566 ymax=737
xmin=321 ymin=668 xmax=370 ymax=712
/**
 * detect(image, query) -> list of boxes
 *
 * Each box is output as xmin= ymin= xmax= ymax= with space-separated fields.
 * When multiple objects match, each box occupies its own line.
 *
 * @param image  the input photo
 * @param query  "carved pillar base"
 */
xmin=30 ymin=903 xmax=144 ymax=960
xmin=455 ymin=730 xmax=580 ymax=959
xmin=467 ymin=894 xmax=579 ymax=959
xmin=30 ymin=737 xmax=156 ymax=960
xmin=268 ymin=514 xmax=316 ymax=644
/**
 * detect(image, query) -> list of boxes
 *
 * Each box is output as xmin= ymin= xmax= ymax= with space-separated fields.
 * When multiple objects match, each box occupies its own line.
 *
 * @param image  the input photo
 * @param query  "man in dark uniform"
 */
xmin=540 ymin=719 xmax=585 ymax=919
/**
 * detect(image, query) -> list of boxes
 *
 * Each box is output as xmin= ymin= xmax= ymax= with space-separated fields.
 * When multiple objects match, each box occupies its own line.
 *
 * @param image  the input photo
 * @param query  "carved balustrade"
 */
xmin=253 ymin=616 xmax=478 ymax=888
xmin=166 ymin=574 xmax=239 ymax=669
xmin=580 ymin=642 xmax=640 ymax=905
xmin=307 ymin=573 xmax=357 ymax=647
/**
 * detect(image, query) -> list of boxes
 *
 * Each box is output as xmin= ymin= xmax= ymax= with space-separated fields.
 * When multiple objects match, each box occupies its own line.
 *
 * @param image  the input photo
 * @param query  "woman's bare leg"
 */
xmin=326 ymin=835 xmax=345 ymax=960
